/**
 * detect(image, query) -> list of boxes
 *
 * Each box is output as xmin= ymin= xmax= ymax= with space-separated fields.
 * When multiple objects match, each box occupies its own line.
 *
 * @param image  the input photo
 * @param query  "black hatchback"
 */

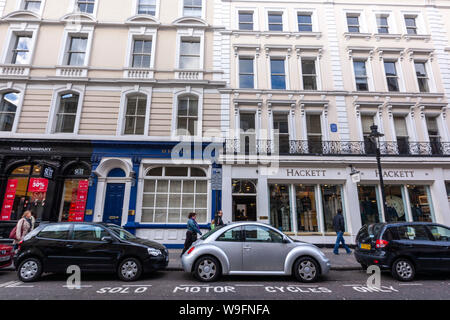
xmin=14 ymin=222 xmax=169 ymax=282
xmin=354 ymin=222 xmax=450 ymax=281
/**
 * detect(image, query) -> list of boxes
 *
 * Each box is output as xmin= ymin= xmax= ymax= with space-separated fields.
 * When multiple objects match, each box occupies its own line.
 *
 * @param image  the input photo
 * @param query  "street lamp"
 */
xmin=369 ymin=125 xmax=388 ymax=216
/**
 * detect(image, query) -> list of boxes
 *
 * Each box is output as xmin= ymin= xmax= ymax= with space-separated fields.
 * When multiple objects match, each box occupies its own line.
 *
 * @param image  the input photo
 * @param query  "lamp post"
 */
xmin=369 ymin=125 xmax=388 ymax=216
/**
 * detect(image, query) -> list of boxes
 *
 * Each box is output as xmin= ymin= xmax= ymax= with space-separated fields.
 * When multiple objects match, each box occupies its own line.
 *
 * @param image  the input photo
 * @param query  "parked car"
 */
xmin=14 ymin=222 xmax=168 ymax=282
xmin=0 ymin=244 xmax=13 ymax=269
xmin=181 ymin=222 xmax=330 ymax=282
xmin=355 ymin=222 xmax=450 ymax=281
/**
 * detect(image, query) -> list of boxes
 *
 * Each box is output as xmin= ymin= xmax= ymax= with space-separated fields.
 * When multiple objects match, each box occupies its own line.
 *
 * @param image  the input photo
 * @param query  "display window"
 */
xmin=295 ymin=185 xmax=318 ymax=232
xmin=269 ymin=184 xmax=292 ymax=232
xmin=321 ymin=185 xmax=345 ymax=232
xmin=407 ymin=185 xmax=434 ymax=222
xmin=384 ymin=185 xmax=407 ymax=222
xmin=357 ymin=185 xmax=382 ymax=225
xmin=59 ymin=179 xmax=89 ymax=222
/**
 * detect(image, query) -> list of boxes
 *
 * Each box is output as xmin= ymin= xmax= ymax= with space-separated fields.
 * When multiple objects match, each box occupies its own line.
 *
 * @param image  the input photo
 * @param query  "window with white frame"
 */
xmin=183 ymin=0 xmax=202 ymax=17
xmin=404 ymin=16 xmax=418 ymax=35
xmin=55 ymin=92 xmax=79 ymax=133
xmin=306 ymin=114 xmax=322 ymax=154
xmin=273 ymin=113 xmax=290 ymax=154
xmin=297 ymin=13 xmax=313 ymax=32
xmin=141 ymin=166 xmax=208 ymax=224
xmin=65 ymin=36 xmax=88 ymax=66
xmin=137 ymin=0 xmax=156 ymax=15
xmin=347 ymin=14 xmax=360 ymax=33
xmin=414 ymin=61 xmax=429 ymax=92
xmin=394 ymin=116 xmax=409 ymax=155
xmin=132 ymin=39 xmax=152 ymax=68
xmin=301 ymin=59 xmax=317 ymax=90
xmin=238 ymin=11 xmax=254 ymax=30
xmin=23 ymin=0 xmax=41 ymax=12
xmin=268 ymin=12 xmax=283 ymax=31
xmin=10 ymin=35 xmax=32 ymax=64
xmin=384 ymin=61 xmax=399 ymax=92
xmin=361 ymin=115 xmax=376 ymax=153
xmin=270 ymin=58 xmax=286 ymax=89
xmin=124 ymin=94 xmax=147 ymax=135
xmin=179 ymin=38 xmax=200 ymax=69
xmin=353 ymin=60 xmax=369 ymax=91
xmin=0 ymin=92 xmax=19 ymax=132
xmin=376 ymin=15 xmax=389 ymax=34
xmin=177 ymin=95 xmax=198 ymax=136
xmin=239 ymin=57 xmax=254 ymax=89
xmin=76 ymin=0 xmax=95 ymax=14
xmin=426 ymin=116 xmax=442 ymax=155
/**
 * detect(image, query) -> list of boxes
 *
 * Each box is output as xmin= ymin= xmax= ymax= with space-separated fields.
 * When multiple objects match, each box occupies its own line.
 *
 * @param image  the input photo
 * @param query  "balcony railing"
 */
xmin=224 ymin=139 xmax=450 ymax=156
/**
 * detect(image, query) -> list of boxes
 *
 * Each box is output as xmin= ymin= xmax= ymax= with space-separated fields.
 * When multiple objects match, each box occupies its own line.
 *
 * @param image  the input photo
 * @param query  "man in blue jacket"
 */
xmin=182 ymin=212 xmax=203 ymax=255
xmin=333 ymin=209 xmax=352 ymax=255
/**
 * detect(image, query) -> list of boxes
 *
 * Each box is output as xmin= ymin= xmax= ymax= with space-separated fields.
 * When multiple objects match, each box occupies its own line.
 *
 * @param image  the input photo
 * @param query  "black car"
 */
xmin=354 ymin=222 xmax=450 ymax=281
xmin=14 ymin=222 xmax=169 ymax=282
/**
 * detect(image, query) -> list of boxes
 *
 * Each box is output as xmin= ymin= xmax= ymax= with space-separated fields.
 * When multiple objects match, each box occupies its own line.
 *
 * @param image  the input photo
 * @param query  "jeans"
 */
xmin=334 ymin=231 xmax=351 ymax=254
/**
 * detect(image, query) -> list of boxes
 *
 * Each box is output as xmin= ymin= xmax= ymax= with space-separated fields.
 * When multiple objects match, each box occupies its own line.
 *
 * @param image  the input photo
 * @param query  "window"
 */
xmin=72 ymin=224 xmax=109 ymax=241
xmin=66 ymin=36 xmax=87 ymax=66
xmin=321 ymin=185 xmax=345 ymax=232
xmin=124 ymin=94 xmax=146 ymax=135
xmin=24 ymin=0 xmax=41 ymax=12
xmin=394 ymin=116 xmax=409 ymax=155
xmin=141 ymin=167 xmax=208 ymax=224
xmin=132 ymin=39 xmax=152 ymax=68
xmin=384 ymin=61 xmax=399 ymax=92
xmin=55 ymin=93 xmax=79 ymax=133
xmin=376 ymin=16 xmax=389 ymax=34
xmin=353 ymin=60 xmax=368 ymax=91
xmin=302 ymin=59 xmax=317 ymax=90
xmin=405 ymin=16 xmax=417 ymax=35
xmin=306 ymin=114 xmax=322 ymax=154
xmin=38 ymin=224 xmax=71 ymax=240
xmin=138 ymin=0 xmax=156 ymax=15
xmin=77 ymin=0 xmax=95 ymax=14
xmin=395 ymin=225 xmax=431 ymax=241
xmin=384 ymin=185 xmax=407 ymax=222
xmin=217 ymin=227 xmax=242 ymax=242
xmin=0 ymin=92 xmax=19 ymax=132
xmin=239 ymin=57 xmax=254 ymax=89
xmin=414 ymin=62 xmax=429 ymax=93
xmin=238 ymin=12 xmax=253 ymax=31
xmin=426 ymin=117 xmax=441 ymax=155
xmin=407 ymin=185 xmax=434 ymax=222
xmin=183 ymin=0 xmax=202 ymax=17
xmin=177 ymin=95 xmax=198 ymax=136
xmin=270 ymin=58 xmax=286 ymax=89
xmin=179 ymin=39 xmax=200 ymax=69
xmin=358 ymin=185 xmax=381 ymax=225
xmin=297 ymin=13 xmax=313 ymax=32
xmin=347 ymin=14 xmax=360 ymax=33
xmin=361 ymin=115 xmax=376 ymax=154
xmin=273 ymin=113 xmax=289 ymax=154
xmin=11 ymin=35 xmax=32 ymax=65
xmin=269 ymin=184 xmax=292 ymax=232
xmin=295 ymin=185 xmax=318 ymax=232
xmin=268 ymin=12 xmax=283 ymax=31
xmin=240 ymin=112 xmax=256 ymax=154
xmin=428 ymin=226 xmax=450 ymax=242
xmin=244 ymin=225 xmax=283 ymax=243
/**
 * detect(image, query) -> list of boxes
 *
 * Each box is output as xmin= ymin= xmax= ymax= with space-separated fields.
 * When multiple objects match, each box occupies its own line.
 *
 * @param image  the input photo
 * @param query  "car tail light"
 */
xmin=187 ymin=247 xmax=195 ymax=254
xmin=375 ymin=239 xmax=389 ymax=248
xmin=17 ymin=240 xmax=23 ymax=251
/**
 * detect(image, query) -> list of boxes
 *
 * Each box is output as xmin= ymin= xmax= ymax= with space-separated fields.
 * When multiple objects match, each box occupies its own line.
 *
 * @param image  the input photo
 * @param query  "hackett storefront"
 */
xmin=0 ymin=139 xmax=93 ymax=223
xmin=221 ymin=163 xmax=450 ymax=245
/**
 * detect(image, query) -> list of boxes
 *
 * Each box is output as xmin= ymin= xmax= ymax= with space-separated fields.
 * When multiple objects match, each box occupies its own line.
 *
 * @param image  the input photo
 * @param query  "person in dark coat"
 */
xmin=214 ymin=210 xmax=224 ymax=227
xmin=181 ymin=212 xmax=202 ymax=256
xmin=332 ymin=209 xmax=351 ymax=255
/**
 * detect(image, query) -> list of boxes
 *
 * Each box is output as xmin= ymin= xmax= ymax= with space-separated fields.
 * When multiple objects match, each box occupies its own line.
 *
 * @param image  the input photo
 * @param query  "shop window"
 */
xmin=0 ymin=92 xmax=19 ymax=132
xmin=295 ymin=185 xmax=318 ymax=232
xmin=107 ymin=168 xmax=126 ymax=178
xmin=59 ymin=179 xmax=89 ymax=222
xmin=321 ymin=185 xmax=345 ymax=232
xmin=269 ymin=184 xmax=292 ymax=232
xmin=358 ymin=185 xmax=381 ymax=225
xmin=142 ymin=167 xmax=208 ymax=224
xmin=407 ymin=185 xmax=433 ymax=222
xmin=385 ymin=185 xmax=407 ymax=222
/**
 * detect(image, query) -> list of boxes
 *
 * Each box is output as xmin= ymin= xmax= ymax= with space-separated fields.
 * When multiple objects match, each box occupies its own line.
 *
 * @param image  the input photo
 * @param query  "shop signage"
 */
xmin=211 ymin=168 xmax=222 ymax=190
xmin=1 ymin=179 xmax=18 ymax=221
xmin=68 ymin=180 xmax=89 ymax=222
xmin=286 ymin=169 xmax=327 ymax=177
xmin=375 ymin=170 xmax=415 ymax=178
xmin=42 ymin=165 xmax=55 ymax=180
xmin=28 ymin=178 xmax=48 ymax=192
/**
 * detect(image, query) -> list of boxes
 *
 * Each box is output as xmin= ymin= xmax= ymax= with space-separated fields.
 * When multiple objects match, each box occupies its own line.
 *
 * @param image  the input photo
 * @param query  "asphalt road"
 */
xmin=0 ymin=268 xmax=449 ymax=300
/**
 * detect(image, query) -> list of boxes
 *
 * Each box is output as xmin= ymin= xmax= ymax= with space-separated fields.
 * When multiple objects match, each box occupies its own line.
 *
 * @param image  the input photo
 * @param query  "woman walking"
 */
xmin=12 ymin=210 xmax=35 ymax=250
xmin=181 ymin=212 xmax=202 ymax=255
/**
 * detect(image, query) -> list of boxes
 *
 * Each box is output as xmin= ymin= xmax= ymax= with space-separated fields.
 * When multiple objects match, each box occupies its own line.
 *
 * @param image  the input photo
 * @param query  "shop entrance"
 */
xmin=103 ymin=183 xmax=125 ymax=225
xmin=232 ymin=195 xmax=257 ymax=222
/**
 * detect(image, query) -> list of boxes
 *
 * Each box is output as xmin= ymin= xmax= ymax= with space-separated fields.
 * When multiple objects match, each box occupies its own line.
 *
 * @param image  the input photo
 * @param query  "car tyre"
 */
xmin=391 ymin=258 xmax=415 ymax=281
xmin=17 ymin=257 xmax=42 ymax=282
xmin=118 ymin=257 xmax=142 ymax=282
xmin=294 ymin=257 xmax=320 ymax=283
xmin=193 ymin=255 xmax=221 ymax=282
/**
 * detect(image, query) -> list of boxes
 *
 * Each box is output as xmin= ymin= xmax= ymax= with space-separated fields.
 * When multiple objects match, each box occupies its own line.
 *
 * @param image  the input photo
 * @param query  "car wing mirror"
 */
xmin=283 ymin=236 xmax=290 ymax=244
xmin=101 ymin=236 xmax=113 ymax=243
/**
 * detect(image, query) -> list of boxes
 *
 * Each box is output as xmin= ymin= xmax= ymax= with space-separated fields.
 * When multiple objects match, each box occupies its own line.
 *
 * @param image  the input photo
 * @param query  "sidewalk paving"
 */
xmin=167 ymin=248 xmax=361 ymax=271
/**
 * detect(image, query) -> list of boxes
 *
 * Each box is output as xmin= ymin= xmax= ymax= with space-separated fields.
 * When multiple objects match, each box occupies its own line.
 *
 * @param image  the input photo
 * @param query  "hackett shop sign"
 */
xmin=375 ymin=170 xmax=415 ymax=178
xmin=286 ymin=169 xmax=327 ymax=177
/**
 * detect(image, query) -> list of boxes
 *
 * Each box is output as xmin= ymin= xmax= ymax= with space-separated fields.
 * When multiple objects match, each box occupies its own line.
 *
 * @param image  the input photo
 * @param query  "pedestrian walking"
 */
xmin=332 ymin=209 xmax=351 ymax=255
xmin=181 ymin=212 xmax=202 ymax=255
xmin=214 ymin=210 xmax=224 ymax=227
xmin=11 ymin=210 xmax=35 ymax=251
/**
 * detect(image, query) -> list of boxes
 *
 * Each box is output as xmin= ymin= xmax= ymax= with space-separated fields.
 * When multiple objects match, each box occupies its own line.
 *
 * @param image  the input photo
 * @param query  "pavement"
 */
xmin=167 ymin=248 xmax=361 ymax=271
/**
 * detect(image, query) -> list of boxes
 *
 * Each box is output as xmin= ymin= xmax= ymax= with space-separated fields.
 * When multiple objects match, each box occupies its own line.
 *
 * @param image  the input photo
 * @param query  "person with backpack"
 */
xmin=11 ymin=210 xmax=35 ymax=251
xmin=332 ymin=209 xmax=351 ymax=255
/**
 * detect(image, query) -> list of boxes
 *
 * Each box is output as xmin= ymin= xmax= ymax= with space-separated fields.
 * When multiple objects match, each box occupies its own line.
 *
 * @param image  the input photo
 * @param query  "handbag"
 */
xmin=9 ymin=226 xmax=18 ymax=240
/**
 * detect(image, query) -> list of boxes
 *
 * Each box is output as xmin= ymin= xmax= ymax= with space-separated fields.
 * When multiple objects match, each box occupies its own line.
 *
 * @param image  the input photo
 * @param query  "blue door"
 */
xmin=103 ymin=183 xmax=125 ymax=225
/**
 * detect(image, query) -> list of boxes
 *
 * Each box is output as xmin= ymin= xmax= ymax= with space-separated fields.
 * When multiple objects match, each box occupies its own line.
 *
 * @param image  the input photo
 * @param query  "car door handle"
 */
xmin=65 ymin=244 xmax=74 ymax=249
xmin=243 ymin=246 xmax=251 ymax=250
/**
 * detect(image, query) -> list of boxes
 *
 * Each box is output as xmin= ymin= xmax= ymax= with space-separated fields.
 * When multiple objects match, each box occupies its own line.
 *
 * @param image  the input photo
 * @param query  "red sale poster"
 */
xmin=1 ymin=179 xmax=18 ymax=221
xmin=68 ymin=180 xmax=89 ymax=222
xmin=28 ymin=178 xmax=48 ymax=192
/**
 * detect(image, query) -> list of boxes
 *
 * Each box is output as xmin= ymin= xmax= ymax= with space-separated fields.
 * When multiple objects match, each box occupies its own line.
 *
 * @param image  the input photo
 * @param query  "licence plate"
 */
xmin=0 ymin=256 xmax=10 ymax=262
xmin=360 ymin=243 xmax=371 ymax=250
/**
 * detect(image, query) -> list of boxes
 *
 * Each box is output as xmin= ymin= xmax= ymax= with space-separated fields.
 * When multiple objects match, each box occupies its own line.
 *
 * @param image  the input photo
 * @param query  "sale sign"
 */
xmin=1 ymin=179 xmax=18 ymax=221
xmin=68 ymin=180 xmax=89 ymax=222
xmin=28 ymin=178 xmax=48 ymax=192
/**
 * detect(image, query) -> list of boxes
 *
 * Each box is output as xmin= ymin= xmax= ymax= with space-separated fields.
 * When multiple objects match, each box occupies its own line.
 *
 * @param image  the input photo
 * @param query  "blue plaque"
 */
xmin=330 ymin=123 xmax=338 ymax=133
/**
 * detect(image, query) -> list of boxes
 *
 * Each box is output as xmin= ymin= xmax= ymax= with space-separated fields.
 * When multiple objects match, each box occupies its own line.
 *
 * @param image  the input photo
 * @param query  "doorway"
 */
xmin=232 ymin=195 xmax=257 ymax=221
xmin=102 ymin=183 xmax=125 ymax=225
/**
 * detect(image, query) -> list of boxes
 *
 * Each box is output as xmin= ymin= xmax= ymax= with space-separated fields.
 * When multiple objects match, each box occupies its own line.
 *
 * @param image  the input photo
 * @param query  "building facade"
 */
xmin=0 ymin=0 xmax=449 ymax=247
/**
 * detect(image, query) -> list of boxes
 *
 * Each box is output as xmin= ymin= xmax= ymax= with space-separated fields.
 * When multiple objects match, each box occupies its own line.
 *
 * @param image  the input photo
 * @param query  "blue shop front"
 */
xmin=84 ymin=140 xmax=222 ymax=248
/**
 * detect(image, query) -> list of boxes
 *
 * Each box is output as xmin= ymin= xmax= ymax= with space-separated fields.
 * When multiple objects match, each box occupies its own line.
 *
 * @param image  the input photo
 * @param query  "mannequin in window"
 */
xmin=411 ymin=203 xmax=423 ymax=221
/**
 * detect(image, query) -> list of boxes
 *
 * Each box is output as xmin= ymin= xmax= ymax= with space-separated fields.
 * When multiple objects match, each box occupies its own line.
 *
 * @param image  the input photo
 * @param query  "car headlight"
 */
xmin=147 ymin=248 xmax=162 ymax=257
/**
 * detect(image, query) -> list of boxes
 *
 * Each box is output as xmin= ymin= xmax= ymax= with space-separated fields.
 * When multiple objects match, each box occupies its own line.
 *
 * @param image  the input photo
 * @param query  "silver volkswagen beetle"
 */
xmin=181 ymin=222 xmax=330 ymax=282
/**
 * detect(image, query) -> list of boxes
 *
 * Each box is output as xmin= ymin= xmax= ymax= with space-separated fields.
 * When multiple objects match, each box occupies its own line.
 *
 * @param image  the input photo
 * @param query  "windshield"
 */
xmin=200 ymin=225 xmax=226 ymax=240
xmin=108 ymin=226 xmax=137 ymax=240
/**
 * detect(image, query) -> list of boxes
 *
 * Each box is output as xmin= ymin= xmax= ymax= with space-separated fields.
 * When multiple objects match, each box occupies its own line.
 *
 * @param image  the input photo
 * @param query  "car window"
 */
xmin=428 ymin=226 xmax=450 ymax=242
xmin=72 ymin=224 xmax=109 ymax=241
xmin=244 ymin=225 xmax=284 ymax=243
xmin=201 ymin=225 xmax=226 ymax=240
xmin=38 ymin=224 xmax=71 ymax=240
xmin=395 ymin=225 xmax=431 ymax=241
xmin=216 ymin=227 xmax=242 ymax=242
xmin=108 ymin=226 xmax=137 ymax=240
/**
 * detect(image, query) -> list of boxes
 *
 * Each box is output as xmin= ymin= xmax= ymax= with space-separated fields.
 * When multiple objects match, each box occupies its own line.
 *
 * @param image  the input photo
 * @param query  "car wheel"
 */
xmin=118 ymin=258 xmax=142 ymax=282
xmin=392 ymin=258 xmax=415 ymax=281
xmin=193 ymin=256 xmax=221 ymax=282
xmin=294 ymin=257 xmax=320 ymax=283
xmin=17 ymin=257 xmax=42 ymax=282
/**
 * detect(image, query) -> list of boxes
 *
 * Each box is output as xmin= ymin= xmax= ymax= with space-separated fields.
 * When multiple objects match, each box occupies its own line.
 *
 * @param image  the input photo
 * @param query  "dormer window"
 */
xmin=183 ymin=0 xmax=202 ymax=18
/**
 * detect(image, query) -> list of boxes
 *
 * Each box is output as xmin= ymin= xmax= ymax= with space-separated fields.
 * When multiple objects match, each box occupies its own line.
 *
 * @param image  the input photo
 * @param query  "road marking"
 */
xmin=0 ymin=281 xmax=17 ymax=288
xmin=121 ymin=284 xmax=153 ymax=287
xmin=234 ymin=284 xmax=264 ymax=287
xmin=398 ymin=283 xmax=422 ymax=286
xmin=343 ymin=284 xmax=363 ymax=287
xmin=62 ymin=285 xmax=93 ymax=288
xmin=178 ymin=284 xmax=211 ymax=287
xmin=0 ymin=281 xmax=34 ymax=288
